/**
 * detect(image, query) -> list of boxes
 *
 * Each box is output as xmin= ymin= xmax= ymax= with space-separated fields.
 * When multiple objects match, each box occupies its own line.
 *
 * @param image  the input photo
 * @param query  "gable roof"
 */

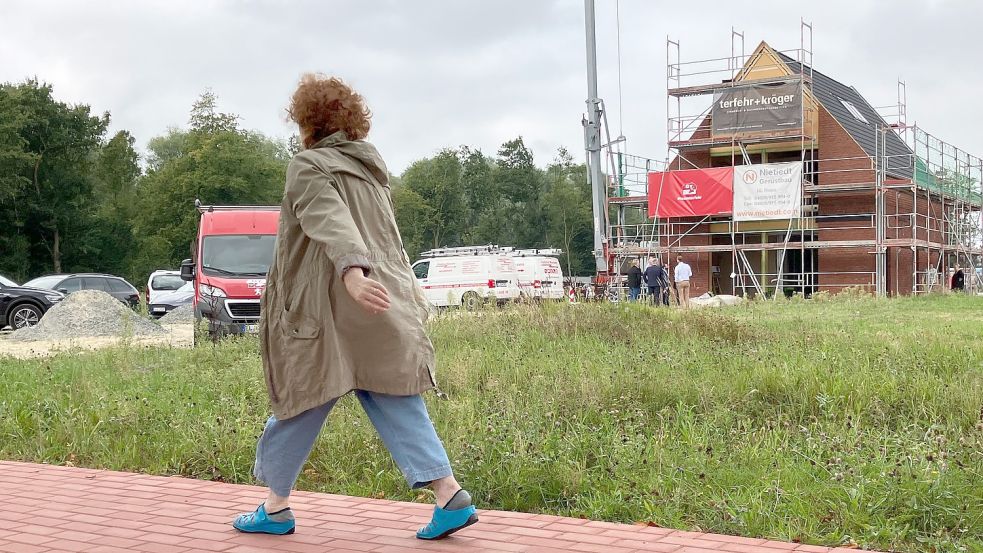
xmin=775 ymin=51 xmax=914 ymax=179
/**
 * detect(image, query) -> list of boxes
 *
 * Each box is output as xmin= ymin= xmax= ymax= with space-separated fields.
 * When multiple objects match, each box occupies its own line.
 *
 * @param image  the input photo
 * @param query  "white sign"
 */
xmin=733 ymin=162 xmax=802 ymax=221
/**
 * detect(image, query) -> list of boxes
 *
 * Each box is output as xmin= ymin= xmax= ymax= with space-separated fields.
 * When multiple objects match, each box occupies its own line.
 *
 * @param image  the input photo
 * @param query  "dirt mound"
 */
xmin=11 ymin=290 xmax=165 ymax=342
xmin=159 ymin=304 xmax=195 ymax=325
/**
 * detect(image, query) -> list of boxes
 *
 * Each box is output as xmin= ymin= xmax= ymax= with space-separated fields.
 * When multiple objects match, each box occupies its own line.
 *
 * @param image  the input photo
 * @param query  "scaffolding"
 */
xmin=600 ymin=25 xmax=983 ymax=298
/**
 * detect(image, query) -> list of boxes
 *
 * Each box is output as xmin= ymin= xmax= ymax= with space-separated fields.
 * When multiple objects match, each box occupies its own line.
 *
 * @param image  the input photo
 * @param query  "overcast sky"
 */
xmin=2 ymin=0 xmax=981 ymax=173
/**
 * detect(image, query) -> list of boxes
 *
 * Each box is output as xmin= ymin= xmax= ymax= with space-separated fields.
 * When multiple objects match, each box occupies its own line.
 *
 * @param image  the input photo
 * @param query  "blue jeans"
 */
xmin=628 ymin=287 xmax=641 ymax=301
xmin=253 ymin=391 xmax=453 ymax=497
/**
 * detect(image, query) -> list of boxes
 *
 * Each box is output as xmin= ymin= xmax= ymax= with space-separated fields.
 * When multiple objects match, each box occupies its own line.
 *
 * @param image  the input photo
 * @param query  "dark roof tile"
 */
xmin=778 ymin=52 xmax=913 ymax=179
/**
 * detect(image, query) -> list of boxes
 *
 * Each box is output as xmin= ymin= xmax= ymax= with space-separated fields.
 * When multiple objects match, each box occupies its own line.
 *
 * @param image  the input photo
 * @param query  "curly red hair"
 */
xmin=288 ymin=74 xmax=371 ymax=148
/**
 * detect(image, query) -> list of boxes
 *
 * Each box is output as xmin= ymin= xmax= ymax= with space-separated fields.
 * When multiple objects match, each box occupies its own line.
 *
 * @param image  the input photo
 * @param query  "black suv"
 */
xmin=23 ymin=273 xmax=141 ymax=308
xmin=0 ymin=274 xmax=65 ymax=330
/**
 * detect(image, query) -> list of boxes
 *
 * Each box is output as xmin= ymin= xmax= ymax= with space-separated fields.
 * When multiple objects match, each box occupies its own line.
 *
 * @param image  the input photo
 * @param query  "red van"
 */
xmin=180 ymin=201 xmax=280 ymax=338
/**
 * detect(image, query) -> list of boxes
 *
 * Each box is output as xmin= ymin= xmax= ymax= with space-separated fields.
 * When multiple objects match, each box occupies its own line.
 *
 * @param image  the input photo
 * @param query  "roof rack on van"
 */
xmin=509 ymin=248 xmax=564 ymax=257
xmin=420 ymin=245 xmax=563 ymax=258
xmin=194 ymin=199 xmax=280 ymax=214
xmin=419 ymin=245 xmax=503 ymax=258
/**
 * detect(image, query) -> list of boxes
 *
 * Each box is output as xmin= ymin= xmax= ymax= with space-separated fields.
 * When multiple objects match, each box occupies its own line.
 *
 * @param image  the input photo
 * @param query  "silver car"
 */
xmin=148 ymin=281 xmax=194 ymax=319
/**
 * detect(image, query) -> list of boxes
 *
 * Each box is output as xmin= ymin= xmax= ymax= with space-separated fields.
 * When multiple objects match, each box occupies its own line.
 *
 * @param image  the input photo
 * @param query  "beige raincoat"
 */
xmin=259 ymin=132 xmax=435 ymax=420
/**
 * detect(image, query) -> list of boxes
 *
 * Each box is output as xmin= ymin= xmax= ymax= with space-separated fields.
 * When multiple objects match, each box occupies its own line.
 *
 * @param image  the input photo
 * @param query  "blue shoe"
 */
xmin=232 ymin=504 xmax=296 ymax=535
xmin=416 ymin=494 xmax=478 ymax=540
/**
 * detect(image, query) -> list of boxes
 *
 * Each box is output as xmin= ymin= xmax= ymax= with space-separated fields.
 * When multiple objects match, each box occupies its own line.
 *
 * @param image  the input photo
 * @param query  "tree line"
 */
xmin=0 ymin=80 xmax=596 ymax=286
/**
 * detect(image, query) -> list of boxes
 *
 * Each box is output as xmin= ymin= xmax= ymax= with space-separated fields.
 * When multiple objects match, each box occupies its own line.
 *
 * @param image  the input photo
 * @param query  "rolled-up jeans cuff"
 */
xmin=406 ymin=464 xmax=453 ymax=490
xmin=336 ymin=254 xmax=372 ymax=279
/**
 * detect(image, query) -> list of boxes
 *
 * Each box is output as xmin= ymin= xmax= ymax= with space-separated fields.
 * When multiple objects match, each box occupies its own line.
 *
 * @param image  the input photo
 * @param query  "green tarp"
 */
xmin=914 ymin=157 xmax=982 ymax=204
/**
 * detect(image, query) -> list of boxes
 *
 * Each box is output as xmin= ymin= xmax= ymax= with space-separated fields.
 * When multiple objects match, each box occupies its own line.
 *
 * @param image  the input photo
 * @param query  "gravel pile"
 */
xmin=11 ymin=290 xmax=166 ymax=342
xmin=159 ymin=304 xmax=195 ymax=324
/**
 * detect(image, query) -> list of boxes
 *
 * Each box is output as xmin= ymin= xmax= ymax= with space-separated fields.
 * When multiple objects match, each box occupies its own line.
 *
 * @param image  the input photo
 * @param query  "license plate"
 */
xmin=152 ymin=307 xmax=165 ymax=313
xmin=241 ymin=324 xmax=259 ymax=333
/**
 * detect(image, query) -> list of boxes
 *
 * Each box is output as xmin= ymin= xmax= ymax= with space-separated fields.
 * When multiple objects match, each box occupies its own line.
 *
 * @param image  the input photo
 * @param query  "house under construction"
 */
xmin=602 ymin=27 xmax=982 ymax=297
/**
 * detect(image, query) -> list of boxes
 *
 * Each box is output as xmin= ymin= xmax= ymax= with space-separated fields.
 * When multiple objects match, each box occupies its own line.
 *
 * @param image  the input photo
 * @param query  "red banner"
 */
xmin=648 ymin=167 xmax=734 ymax=218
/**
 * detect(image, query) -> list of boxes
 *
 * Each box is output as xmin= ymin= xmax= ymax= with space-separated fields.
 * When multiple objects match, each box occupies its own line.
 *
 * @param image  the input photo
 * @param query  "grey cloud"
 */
xmin=1 ymin=0 xmax=979 ymax=173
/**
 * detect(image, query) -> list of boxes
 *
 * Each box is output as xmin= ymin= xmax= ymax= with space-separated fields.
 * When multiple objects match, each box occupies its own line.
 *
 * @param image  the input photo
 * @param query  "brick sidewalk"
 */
xmin=0 ymin=461 xmax=869 ymax=553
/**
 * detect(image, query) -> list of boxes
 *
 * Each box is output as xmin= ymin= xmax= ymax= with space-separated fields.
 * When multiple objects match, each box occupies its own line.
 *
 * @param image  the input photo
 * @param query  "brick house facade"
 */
xmin=641 ymin=41 xmax=964 ymax=297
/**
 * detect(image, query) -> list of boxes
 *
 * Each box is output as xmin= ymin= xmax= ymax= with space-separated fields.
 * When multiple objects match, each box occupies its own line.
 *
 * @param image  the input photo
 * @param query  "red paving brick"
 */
xmin=0 ymin=461 xmax=880 ymax=552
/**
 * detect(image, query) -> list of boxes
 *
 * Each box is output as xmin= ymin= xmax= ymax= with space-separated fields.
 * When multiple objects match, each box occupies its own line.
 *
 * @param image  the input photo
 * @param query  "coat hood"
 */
xmin=308 ymin=131 xmax=389 ymax=186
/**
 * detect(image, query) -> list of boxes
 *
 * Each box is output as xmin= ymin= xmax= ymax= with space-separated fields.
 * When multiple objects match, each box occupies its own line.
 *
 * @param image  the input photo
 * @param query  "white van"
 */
xmin=146 ymin=270 xmax=185 ymax=305
xmin=412 ymin=254 xmax=520 ymax=310
xmin=514 ymin=256 xmax=565 ymax=300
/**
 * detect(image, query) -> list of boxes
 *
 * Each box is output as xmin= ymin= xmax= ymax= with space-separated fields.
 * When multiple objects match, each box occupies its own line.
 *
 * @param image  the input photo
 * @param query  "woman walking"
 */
xmin=232 ymin=74 xmax=477 ymax=540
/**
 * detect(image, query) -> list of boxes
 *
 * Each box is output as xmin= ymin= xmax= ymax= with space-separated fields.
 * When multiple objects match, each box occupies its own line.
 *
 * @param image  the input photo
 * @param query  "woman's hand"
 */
xmin=343 ymin=269 xmax=391 ymax=315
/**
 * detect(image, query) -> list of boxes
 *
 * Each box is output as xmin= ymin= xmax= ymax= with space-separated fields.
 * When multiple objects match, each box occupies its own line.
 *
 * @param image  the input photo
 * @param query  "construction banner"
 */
xmin=712 ymin=83 xmax=802 ymax=135
xmin=647 ymin=167 xmax=734 ymax=218
xmin=733 ymin=162 xmax=802 ymax=221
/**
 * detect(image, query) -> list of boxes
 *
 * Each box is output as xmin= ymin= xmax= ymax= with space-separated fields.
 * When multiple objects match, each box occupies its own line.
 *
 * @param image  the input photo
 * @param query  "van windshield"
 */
xmin=201 ymin=235 xmax=276 ymax=277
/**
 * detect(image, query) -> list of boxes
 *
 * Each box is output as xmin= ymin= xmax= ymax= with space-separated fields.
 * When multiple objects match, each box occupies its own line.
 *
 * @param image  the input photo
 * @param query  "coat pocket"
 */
xmin=280 ymin=311 xmax=321 ymax=340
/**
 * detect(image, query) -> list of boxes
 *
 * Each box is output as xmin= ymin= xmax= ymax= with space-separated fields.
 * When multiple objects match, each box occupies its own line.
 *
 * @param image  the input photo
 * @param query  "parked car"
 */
xmin=23 ymin=273 xmax=141 ymax=308
xmin=147 ymin=270 xmax=185 ymax=306
xmin=0 ymin=274 xmax=65 ymax=330
xmin=148 ymin=281 xmax=194 ymax=319
xmin=181 ymin=201 xmax=280 ymax=338
xmin=411 ymin=248 xmax=521 ymax=310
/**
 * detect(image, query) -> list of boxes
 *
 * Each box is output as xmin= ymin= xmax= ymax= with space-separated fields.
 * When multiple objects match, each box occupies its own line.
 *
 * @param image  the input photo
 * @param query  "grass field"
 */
xmin=1 ymin=293 xmax=981 ymax=552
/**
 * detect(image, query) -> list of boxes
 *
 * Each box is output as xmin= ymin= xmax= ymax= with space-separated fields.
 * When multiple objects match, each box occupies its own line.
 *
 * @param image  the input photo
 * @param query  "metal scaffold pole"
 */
xmin=875 ymin=127 xmax=888 ymax=296
xmin=583 ymin=0 xmax=608 ymax=273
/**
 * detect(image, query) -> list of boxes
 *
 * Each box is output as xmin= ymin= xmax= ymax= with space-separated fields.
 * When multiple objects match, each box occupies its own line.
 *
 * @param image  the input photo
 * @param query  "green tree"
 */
xmin=495 ymin=137 xmax=539 ymax=204
xmin=391 ymin=185 xmax=433 ymax=261
xmin=458 ymin=146 xmax=496 ymax=245
xmin=0 ymin=79 xmax=109 ymax=277
xmin=472 ymin=197 xmax=521 ymax=247
xmin=146 ymin=127 xmax=187 ymax=172
xmin=0 ymin=87 xmax=34 ymax=279
xmin=400 ymin=149 xmax=466 ymax=250
xmin=494 ymin=137 xmax=545 ymax=248
xmin=188 ymin=90 xmax=240 ymax=135
xmin=544 ymin=148 xmax=593 ymax=276
xmin=83 ymin=131 xmax=142 ymax=280
xmin=130 ymin=92 xmax=289 ymax=281
xmin=287 ymin=134 xmax=303 ymax=156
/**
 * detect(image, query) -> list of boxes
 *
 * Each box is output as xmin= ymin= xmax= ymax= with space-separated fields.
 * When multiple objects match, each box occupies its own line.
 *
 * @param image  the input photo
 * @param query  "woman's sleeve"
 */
xmin=286 ymin=158 xmax=371 ymax=278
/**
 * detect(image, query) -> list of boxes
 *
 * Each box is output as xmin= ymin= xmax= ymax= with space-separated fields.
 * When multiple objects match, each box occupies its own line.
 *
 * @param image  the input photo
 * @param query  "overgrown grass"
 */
xmin=1 ymin=294 xmax=981 ymax=552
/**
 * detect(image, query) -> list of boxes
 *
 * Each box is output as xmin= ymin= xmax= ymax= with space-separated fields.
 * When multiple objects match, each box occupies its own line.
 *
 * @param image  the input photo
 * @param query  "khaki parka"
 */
xmin=259 ymin=132 xmax=435 ymax=420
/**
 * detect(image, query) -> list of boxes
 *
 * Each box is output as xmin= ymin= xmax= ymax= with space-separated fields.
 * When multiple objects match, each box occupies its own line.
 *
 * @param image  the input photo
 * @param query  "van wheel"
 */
xmin=461 ymin=292 xmax=481 ymax=312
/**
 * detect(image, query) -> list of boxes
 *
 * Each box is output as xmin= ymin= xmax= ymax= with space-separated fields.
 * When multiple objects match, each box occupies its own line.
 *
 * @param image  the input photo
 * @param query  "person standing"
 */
xmin=644 ymin=257 xmax=666 ymax=306
xmin=674 ymin=255 xmax=692 ymax=309
xmin=232 ymin=74 xmax=477 ymax=541
xmin=626 ymin=259 xmax=643 ymax=302
xmin=952 ymin=266 xmax=965 ymax=292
